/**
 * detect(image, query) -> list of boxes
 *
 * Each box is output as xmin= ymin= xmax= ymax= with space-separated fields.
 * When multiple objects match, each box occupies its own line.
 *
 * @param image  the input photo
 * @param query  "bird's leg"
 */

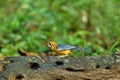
xmin=82 ymin=49 xmax=84 ymax=57
xmin=52 ymin=52 xmax=57 ymax=56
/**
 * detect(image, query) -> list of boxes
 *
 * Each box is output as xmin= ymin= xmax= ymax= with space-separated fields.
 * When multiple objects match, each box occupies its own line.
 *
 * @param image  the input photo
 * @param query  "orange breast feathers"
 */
xmin=55 ymin=49 xmax=71 ymax=55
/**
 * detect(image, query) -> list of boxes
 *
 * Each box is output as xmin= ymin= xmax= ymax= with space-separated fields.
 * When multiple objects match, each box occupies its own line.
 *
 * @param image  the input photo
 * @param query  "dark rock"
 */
xmin=0 ymin=55 xmax=120 ymax=80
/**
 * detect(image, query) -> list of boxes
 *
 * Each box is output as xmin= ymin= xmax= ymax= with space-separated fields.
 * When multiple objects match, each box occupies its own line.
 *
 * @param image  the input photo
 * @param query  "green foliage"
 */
xmin=0 ymin=0 xmax=120 ymax=56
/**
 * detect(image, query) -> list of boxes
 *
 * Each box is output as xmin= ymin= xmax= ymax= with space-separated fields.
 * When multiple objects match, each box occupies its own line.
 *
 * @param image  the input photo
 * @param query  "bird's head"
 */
xmin=47 ymin=41 xmax=57 ymax=50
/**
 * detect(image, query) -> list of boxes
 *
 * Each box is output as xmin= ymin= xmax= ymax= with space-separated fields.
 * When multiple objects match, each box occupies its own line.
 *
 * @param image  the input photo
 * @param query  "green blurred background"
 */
xmin=0 ymin=0 xmax=120 ymax=57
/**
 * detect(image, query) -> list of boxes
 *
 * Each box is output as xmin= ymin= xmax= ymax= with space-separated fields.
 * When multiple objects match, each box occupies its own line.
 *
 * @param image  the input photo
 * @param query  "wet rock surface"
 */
xmin=0 ymin=55 xmax=120 ymax=80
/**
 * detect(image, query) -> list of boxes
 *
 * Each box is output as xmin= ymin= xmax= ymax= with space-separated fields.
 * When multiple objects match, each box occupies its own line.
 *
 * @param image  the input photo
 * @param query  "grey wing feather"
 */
xmin=57 ymin=44 xmax=77 ymax=51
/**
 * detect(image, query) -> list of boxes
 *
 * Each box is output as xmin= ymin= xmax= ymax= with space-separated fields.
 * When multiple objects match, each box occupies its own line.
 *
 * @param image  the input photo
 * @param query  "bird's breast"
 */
xmin=56 ymin=50 xmax=71 ymax=55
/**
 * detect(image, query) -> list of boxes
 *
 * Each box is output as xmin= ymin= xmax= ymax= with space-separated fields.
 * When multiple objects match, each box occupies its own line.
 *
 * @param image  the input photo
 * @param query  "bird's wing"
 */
xmin=57 ymin=44 xmax=77 ymax=51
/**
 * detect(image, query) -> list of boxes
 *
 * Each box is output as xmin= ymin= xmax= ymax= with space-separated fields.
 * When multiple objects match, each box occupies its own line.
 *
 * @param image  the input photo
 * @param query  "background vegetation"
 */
xmin=0 ymin=0 xmax=120 ymax=57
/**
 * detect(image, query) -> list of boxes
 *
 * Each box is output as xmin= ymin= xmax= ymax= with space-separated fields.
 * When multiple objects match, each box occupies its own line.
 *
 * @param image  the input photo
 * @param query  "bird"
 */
xmin=47 ymin=41 xmax=86 ymax=57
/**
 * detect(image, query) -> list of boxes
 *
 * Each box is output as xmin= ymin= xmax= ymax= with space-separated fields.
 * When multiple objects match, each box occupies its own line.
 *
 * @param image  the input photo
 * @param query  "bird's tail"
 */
xmin=75 ymin=47 xmax=87 ymax=50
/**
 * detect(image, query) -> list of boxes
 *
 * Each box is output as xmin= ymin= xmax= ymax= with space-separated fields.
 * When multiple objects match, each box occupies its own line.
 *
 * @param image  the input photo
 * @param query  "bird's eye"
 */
xmin=48 ymin=43 xmax=53 ymax=48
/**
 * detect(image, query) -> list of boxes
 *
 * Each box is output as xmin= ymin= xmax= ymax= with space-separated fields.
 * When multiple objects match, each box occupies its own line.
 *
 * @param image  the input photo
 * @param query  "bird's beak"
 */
xmin=43 ymin=42 xmax=48 ymax=47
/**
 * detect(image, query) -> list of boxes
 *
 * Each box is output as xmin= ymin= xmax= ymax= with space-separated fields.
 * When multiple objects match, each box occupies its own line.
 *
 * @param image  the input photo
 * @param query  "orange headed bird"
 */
xmin=47 ymin=41 xmax=86 ymax=56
